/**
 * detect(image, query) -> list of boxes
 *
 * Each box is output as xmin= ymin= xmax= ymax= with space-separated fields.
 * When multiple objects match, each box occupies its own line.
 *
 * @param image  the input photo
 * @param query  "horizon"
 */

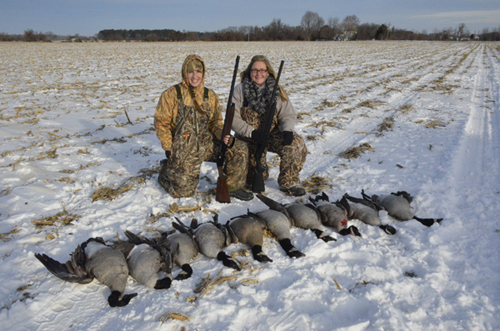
xmin=1 ymin=0 xmax=499 ymax=37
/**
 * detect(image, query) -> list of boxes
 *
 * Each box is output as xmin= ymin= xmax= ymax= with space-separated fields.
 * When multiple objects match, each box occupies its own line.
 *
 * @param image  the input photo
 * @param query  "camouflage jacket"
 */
xmin=154 ymin=55 xmax=224 ymax=152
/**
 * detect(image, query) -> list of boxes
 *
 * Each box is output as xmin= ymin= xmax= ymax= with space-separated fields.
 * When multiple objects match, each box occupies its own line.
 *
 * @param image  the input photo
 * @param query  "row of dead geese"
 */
xmin=35 ymin=190 xmax=442 ymax=307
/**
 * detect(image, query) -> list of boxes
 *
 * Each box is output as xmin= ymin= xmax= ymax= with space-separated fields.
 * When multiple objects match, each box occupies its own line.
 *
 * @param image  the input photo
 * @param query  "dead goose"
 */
xmin=363 ymin=190 xmax=443 ymax=227
xmin=252 ymin=208 xmax=305 ymax=258
xmin=226 ymin=213 xmax=273 ymax=263
xmin=34 ymin=237 xmax=137 ymax=307
xmin=112 ymin=230 xmax=173 ymax=290
xmin=167 ymin=218 xmax=199 ymax=280
xmin=256 ymin=193 xmax=336 ymax=242
xmin=174 ymin=217 xmax=241 ymax=271
xmin=344 ymin=191 xmax=397 ymax=235
xmin=309 ymin=192 xmax=361 ymax=236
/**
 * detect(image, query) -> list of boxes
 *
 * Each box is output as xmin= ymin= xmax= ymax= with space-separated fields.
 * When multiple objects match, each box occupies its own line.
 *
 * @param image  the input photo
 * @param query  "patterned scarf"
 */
xmin=243 ymin=75 xmax=278 ymax=115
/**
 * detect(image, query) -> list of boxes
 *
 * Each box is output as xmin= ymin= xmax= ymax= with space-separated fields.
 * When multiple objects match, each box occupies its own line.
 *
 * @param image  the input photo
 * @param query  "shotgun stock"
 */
xmin=252 ymin=60 xmax=285 ymax=193
xmin=216 ymin=55 xmax=240 ymax=203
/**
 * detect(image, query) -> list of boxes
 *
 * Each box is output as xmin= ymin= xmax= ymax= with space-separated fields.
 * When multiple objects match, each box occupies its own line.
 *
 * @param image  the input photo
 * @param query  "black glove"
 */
xmin=282 ymin=131 xmax=293 ymax=146
xmin=160 ymin=150 xmax=171 ymax=166
xmin=251 ymin=130 xmax=270 ymax=145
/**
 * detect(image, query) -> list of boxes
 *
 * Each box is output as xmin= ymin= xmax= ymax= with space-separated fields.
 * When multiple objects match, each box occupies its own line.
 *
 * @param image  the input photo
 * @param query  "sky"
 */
xmin=1 ymin=0 xmax=499 ymax=36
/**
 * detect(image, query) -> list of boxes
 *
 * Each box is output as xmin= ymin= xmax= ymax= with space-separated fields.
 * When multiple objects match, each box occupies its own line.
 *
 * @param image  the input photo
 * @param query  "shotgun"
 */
xmin=216 ymin=55 xmax=240 ymax=203
xmin=252 ymin=60 xmax=285 ymax=193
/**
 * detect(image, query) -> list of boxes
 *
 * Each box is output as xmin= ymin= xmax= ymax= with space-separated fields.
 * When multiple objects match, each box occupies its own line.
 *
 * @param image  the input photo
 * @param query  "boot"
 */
xmin=280 ymin=186 xmax=306 ymax=196
xmin=229 ymin=189 xmax=254 ymax=201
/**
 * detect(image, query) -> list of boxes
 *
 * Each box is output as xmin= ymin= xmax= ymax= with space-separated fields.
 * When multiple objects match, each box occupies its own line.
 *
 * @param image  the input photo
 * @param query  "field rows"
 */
xmin=0 ymin=41 xmax=496 ymax=231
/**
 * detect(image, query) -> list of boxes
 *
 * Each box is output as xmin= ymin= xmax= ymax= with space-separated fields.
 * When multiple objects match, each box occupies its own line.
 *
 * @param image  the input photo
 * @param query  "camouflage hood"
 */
xmin=181 ymin=54 xmax=206 ymax=91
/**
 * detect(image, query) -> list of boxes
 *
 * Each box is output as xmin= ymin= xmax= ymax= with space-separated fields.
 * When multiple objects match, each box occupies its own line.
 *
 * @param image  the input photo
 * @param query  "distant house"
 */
xmin=335 ymin=31 xmax=357 ymax=41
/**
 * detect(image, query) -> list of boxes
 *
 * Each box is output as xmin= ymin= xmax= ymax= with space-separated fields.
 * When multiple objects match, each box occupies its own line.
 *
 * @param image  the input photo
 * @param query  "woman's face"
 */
xmin=250 ymin=61 xmax=269 ymax=87
xmin=187 ymin=70 xmax=203 ymax=87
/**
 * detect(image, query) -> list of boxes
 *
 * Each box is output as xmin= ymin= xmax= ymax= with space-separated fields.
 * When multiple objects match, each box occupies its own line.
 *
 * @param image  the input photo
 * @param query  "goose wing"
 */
xmin=35 ymin=247 xmax=93 ymax=284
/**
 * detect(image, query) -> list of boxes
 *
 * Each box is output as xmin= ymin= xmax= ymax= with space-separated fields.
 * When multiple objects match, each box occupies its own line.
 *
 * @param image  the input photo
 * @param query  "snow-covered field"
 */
xmin=1 ymin=41 xmax=499 ymax=330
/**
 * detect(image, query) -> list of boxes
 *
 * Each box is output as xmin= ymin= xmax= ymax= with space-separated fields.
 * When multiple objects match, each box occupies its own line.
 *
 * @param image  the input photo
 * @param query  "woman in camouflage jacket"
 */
xmin=231 ymin=55 xmax=307 ymax=196
xmin=154 ymin=54 xmax=253 ymax=201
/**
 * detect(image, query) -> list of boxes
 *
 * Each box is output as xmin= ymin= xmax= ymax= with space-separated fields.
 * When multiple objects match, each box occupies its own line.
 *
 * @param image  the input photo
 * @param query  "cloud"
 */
xmin=413 ymin=10 xmax=500 ymax=25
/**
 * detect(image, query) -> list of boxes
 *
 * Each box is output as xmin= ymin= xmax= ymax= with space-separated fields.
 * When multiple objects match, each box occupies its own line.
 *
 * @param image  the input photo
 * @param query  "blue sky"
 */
xmin=1 ymin=0 xmax=499 ymax=36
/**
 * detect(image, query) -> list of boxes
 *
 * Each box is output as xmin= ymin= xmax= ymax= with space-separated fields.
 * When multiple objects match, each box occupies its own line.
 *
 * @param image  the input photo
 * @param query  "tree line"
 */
xmin=2 ymin=11 xmax=500 ymax=42
xmin=0 ymin=29 xmax=92 ymax=42
xmin=96 ymin=13 xmax=500 ymax=42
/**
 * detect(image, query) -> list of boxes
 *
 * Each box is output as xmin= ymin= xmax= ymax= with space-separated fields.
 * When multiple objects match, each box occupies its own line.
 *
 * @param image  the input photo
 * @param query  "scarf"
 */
xmin=243 ymin=75 xmax=279 ymax=115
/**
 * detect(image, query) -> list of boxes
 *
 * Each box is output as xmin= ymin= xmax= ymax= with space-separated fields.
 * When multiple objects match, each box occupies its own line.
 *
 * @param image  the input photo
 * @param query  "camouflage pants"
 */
xmin=158 ymin=139 xmax=249 ymax=198
xmin=245 ymin=129 xmax=307 ymax=189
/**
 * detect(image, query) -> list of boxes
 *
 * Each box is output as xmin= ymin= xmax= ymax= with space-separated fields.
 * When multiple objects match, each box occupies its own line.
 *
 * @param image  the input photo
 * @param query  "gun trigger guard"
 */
xmin=227 ymin=136 xmax=235 ymax=148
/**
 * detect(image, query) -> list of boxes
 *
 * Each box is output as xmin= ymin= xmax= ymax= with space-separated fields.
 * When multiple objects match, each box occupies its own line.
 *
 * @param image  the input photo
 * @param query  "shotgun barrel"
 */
xmin=216 ymin=55 xmax=240 ymax=203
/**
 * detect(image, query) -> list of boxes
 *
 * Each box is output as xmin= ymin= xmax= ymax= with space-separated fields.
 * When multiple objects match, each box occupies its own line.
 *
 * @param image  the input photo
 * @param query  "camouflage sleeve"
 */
xmin=154 ymin=88 xmax=178 ymax=152
xmin=208 ymin=90 xmax=223 ymax=139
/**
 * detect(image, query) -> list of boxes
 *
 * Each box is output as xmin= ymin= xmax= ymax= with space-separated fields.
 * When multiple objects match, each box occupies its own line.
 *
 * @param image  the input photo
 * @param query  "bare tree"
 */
xmin=238 ymin=26 xmax=251 ymax=41
xmin=301 ymin=11 xmax=324 ymax=41
xmin=341 ymin=15 xmax=360 ymax=32
xmin=456 ymin=23 xmax=469 ymax=40
xmin=327 ymin=17 xmax=340 ymax=35
xmin=440 ymin=27 xmax=454 ymax=40
xmin=267 ymin=18 xmax=285 ymax=40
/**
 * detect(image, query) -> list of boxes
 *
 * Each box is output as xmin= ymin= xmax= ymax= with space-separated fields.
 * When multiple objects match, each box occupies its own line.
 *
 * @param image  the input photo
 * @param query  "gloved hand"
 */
xmin=160 ymin=150 xmax=171 ymax=166
xmin=282 ymin=131 xmax=293 ymax=146
xmin=251 ymin=130 xmax=270 ymax=145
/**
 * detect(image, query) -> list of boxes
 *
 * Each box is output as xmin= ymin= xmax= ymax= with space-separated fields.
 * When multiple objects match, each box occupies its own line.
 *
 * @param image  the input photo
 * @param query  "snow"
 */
xmin=1 ymin=41 xmax=500 ymax=330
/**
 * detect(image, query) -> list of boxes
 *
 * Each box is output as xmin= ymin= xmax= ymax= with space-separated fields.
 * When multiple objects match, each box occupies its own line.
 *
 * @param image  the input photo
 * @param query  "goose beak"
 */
xmin=350 ymin=226 xmax=362 ymax=237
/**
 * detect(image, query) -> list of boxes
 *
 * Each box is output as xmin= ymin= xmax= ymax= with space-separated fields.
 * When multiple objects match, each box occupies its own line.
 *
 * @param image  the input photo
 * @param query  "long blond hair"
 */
xmin=240 ymin=55 xmax=288 ymax=101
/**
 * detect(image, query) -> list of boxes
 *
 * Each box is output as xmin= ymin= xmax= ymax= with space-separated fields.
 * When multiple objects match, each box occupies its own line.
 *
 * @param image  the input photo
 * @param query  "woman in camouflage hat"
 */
xmin=154 ymin=54 xmax=253 ymax=201
xmin=230 ymin=55 xmax=307 ymax=196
